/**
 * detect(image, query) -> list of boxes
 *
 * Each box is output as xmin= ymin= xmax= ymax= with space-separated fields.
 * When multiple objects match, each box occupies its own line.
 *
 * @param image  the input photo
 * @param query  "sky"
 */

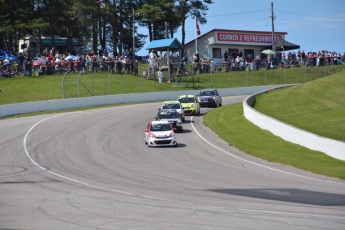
xmin=136 ymin=0 xmax=345 ymax=56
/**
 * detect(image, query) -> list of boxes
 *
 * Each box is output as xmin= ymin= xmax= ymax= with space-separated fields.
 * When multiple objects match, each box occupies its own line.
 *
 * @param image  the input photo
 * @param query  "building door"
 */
xmin=228 ymin=49 xmax=238 ymax=60
xmin=244 ymin=49 xmax=254 ymax=62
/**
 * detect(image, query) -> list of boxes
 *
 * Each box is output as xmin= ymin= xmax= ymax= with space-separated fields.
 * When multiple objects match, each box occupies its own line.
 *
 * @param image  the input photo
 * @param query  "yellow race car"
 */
xmin=177 ymin=95 xmax=200 ymax=116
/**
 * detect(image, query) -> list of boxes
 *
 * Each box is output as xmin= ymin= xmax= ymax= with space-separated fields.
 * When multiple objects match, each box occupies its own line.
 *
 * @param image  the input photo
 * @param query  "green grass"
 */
xmin=253 ymin=70 xmax=345 ymax=142
xmin=203 ymin=102 xmax=345 ymax=180
xmin=1 ymin=64 xmax=344 ymax=105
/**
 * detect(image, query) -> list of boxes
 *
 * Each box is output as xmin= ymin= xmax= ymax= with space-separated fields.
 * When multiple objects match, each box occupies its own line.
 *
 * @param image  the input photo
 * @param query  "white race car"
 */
xmin=145 ymin=121 xmax=177 ymax=147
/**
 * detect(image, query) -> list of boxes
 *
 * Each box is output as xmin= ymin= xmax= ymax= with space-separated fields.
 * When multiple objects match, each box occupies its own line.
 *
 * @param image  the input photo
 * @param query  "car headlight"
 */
xmin=177 ymin=120 xmax=181 ymax=125
xmin=192 ymin=103 xmax=197 ymax=107
xmin=149 ymin=133 xmax=157 ymax=138
xmin=167 ymin=131 xmax=175 ymax=137
xmin=213 ymin=96 xmax=216 ymax=100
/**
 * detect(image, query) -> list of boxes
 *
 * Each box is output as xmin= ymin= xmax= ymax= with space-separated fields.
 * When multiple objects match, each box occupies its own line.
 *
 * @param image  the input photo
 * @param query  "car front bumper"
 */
xmin=147 ymin=137 xmax=177 ymax=147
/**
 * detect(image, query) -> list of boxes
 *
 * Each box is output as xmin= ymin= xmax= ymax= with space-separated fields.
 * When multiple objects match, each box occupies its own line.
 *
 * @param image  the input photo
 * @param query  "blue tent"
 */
xmin=146 ymin=38 xmax=183 ymax=51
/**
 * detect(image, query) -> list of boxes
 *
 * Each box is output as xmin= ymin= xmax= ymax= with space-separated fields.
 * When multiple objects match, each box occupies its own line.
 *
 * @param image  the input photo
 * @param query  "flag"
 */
xmin=196 ymin=18 xmax=201 ymax=36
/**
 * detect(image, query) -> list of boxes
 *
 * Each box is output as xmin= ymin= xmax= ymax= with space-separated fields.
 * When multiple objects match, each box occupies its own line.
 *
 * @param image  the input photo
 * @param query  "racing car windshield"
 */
xmin=162 ymin=103 xmax=180 ymax=110
xmin=158 ymin=111 xmax=179 ymax=119
xmin=178 ymin=98 xmax=194 ymax=103
xmin=150 ymin=124 xmax=172 ymax=131
xmin=200 ymin=91 xmax=215 ymax=96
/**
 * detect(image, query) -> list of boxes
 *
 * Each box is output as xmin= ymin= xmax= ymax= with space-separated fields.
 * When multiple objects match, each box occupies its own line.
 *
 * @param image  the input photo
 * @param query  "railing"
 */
xmin=59 ymin=63 xmax=345 ymax=99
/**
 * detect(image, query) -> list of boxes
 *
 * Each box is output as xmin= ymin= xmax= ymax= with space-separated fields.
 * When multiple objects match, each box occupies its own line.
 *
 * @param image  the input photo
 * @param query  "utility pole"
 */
xmin=271 ymin=2 xmax=275 ymax=52
xmin=131 ymin=8 xmax=139 ymax=59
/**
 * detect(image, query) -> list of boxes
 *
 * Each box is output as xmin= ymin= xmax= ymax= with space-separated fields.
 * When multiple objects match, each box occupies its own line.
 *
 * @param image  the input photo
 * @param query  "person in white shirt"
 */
xmin=149 ymin=50 xmax=157 ymax=65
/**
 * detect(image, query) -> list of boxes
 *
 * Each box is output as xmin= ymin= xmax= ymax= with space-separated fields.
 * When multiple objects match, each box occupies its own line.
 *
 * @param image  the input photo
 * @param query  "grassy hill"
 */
xmin=203 ymin=69 xmax=345 ymax=180
xmin=254 ymin=70 xmax=345 ymax=142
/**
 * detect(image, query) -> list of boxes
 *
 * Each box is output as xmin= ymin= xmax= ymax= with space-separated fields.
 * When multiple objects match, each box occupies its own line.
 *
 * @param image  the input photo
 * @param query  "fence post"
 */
xmin=324 ymin=64 xmax=326 ymax=77
xmin=140 ymin=72 xmax=143 ymax=93
xmin=265 ymin=66 xmax=267 ymax=85
xmin=77 ymin=71 xmax=83 ymax=97
xmin=92 ymin=70 xmax=95 ymax=96
xmin=62 ymin=72 xmax=68 ymax=98
xmin=228 ymin=66 xmax=231 ymax=86
xmin=107 ymin=69 xmax=112 ymax=95
xmin=124 ymin=72 xmax=126 ymax=94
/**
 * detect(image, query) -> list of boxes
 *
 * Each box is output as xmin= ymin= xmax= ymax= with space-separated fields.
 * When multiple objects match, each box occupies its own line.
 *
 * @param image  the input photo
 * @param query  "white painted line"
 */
xmin=190 ymin=115 xmax=345 ymax=185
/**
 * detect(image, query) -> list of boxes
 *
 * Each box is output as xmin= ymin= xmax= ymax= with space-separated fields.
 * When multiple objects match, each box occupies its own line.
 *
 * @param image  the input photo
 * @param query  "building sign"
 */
xmin=217 ymin=32 xmax=282 ymax=43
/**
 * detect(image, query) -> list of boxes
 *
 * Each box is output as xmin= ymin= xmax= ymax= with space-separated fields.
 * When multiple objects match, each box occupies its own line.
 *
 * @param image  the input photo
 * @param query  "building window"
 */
xmin=212 ymin=48 xmax=221 ymax=58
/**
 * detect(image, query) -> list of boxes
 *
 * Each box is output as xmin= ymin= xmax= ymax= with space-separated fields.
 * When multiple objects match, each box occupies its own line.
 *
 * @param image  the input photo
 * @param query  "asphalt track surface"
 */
xmin=1 ymin=95 xmax=345 ymax=230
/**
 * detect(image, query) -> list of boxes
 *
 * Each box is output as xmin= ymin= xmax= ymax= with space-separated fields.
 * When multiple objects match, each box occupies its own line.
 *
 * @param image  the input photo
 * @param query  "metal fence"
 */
xmin=62 ymin=63 xmax=345 ymax=99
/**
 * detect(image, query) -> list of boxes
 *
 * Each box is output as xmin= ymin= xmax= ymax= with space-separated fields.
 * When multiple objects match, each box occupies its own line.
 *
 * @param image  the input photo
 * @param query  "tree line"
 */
xmin=0 ymin=0 xmax=213 ymax=55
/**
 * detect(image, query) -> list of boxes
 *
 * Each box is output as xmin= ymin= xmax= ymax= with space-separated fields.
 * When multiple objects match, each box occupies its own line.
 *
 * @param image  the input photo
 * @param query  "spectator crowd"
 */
xmin=0 ymin=46 xmax=345 ymax=78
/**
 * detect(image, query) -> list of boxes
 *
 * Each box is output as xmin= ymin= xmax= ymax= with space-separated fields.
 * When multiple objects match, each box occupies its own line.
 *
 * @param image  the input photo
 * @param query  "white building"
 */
xmin=184 ymin=29 xmax=288 ymax=64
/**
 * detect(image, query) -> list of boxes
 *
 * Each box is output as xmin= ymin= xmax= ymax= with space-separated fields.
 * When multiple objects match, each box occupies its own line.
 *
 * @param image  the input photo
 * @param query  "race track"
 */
xmin=1 ymin=95 xmax=344 ymax=230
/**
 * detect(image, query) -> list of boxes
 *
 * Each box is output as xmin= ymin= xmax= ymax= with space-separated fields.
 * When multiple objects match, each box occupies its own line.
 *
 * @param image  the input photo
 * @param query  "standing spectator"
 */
xmin=50 ymin=47 xmax=56 ymax=56
xmin=297 ymin=50 xmax=301 ymax=64
xmin=275 ymin=51 xmax=281 ymax=68
xmin=123 ymin=49 xmax=129 ymax=58
xmin=183 ymin=50 xmax=188 ymax=63
xmin=301 ymin=50 xmax=306 ymax=65
xmin=103 ymin=47 xmax=108 ymax=57
xmin=98 ymin=48 xmax=103 ymax=57
xmin=43 ymin=47 xmax=49 ymax=57
xmin=124 ymin=56 xmax=131 ymax=73
xmin=25 ymin=51 xmax=33 ymax=76
xmin=223 ymin=51 xmax=228 ymax=60
xmin=55 ymin=50 xmax=61 ymax=59
xmin=18 ymin=52 xmax=24 ymax=74
xmin=106 ymin=56 xmax=113 ymax=73
xmin=128 ymin=48 xmax=133 ymax=60
xmin=149 ymin=50 xmax=157 ymax=67
xmin=113 ymin=50 xmax=118 ymax=58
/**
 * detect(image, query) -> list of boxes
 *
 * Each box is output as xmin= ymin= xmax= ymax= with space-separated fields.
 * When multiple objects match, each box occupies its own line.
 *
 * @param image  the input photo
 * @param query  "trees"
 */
xmin=0 ymin=0 xmax=212 ymax=55
xmin=174 ymin=0 xmax=213 ymax=47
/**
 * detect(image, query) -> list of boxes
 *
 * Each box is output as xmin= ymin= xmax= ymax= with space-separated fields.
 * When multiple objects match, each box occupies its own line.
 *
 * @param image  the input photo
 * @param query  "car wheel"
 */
xmin=174 ymin=142 xmax=178 ymax=147
xmin=219 ymin=101 xmax=222 ymax=106
xmin=180 ymin=128 xmax=183 ymax=133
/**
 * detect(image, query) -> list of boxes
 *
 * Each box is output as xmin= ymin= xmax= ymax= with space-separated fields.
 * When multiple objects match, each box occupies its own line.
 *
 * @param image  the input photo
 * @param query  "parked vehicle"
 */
xmin=0 ymin=50 xmax=18 ymax=63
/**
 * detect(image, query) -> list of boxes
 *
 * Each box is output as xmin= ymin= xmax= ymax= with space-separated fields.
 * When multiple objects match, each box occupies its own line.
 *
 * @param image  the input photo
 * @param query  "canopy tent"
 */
xmin=146 ymin=38 xmax=183 ymax=81
xmin=146 ymin=38 xmax=183 ymax=51
xmin=274 ymin=39 xmax=300 ymax=51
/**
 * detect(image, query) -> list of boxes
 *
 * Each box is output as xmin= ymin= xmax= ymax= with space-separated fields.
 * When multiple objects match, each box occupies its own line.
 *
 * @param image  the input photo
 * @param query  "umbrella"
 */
xmin=65 ymin=55 xmax=78 ymax=61
xmin=261 ymin=49 xmax=276 ymax=55
xmin=33 ymin=58 xmax=48 ymax=66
